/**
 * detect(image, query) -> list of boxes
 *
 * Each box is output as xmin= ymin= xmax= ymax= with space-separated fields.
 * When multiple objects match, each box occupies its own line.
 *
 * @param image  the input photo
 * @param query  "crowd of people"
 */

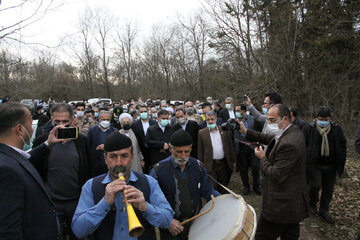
xmin=0 ymin=93 xmax=358 ymax=240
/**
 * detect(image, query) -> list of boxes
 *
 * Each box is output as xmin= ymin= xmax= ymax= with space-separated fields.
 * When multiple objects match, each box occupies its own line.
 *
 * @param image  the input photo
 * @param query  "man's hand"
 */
xmin=255 ymin=146 xmax=266 ymax=159
xmin=104 ymin=178 xmax=126 ymax=205
xmin=168 ymin=219 xmax=184 ymax=236
xmin=244 ymin=95 xmax=252 ymax=106
xmin=96 ymin=144 xmax=104 ymax=151
xmin=46 ymin=125 xmax=64 ymax=147
xmin=164 ymin=143 xmax=169 ymax=150
xmin=140 ymin=160 xmax=145 ymax=168
xmin=124 ymin=185 xmax=148 ymax=212
xmin=236 ymin=119 xmax=247 ymax=135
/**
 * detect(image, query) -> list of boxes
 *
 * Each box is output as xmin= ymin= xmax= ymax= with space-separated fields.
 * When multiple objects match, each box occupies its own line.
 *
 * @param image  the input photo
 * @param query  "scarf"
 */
xmin=315 ymin=121 xmax=331 ymax=157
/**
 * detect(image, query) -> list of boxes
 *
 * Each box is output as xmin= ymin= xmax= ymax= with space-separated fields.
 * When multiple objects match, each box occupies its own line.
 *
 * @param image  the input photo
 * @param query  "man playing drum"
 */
xmin=151 ymin=129 xmax=220 ymax=240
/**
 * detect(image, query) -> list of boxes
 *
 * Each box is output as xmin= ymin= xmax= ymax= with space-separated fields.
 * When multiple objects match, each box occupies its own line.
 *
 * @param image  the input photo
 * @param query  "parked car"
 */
xmin=88 ymin=98 xmax=112 ymax=105
xmin=68 ymin=100 xmax=83 ymax=105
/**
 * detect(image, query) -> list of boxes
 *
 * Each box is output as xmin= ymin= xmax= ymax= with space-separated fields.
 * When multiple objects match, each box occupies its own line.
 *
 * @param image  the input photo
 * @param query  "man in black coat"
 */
xmin=0 ymin=102 xmax=62 ymax=240
xmin=33 ymin=103 xmax=93 ymax=240
xmin=146 ymin=109 xmax=175 ymax=168
xmin=87 ymin=111 xmax=117 ymax=176
xmin=132 ymin=105 xmax=157 ymax=173
xmin=234 ymin=104 xmax=261 ymax=195
xmin=302 ymin=106 xmax=347 ymax=224
xmin=218 ymin=97 xmax=236 ymax=122
xmin=173 ymin=108 xmax=200 ymax=158
xmin=290 ymin=107 xmax=309 ymax=130
xmin=213 ymin=100 xmax=224 ymax=118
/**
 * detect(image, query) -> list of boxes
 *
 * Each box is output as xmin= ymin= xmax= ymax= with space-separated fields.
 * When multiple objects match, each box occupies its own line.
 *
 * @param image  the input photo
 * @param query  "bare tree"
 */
xmin=114 ymin=20 xmax=138 ymax=97
xmin=74 ymin=8 xmax=99 ymax=96
xmin=177 ymin=12 xmax=212 ymax=99
xmin=0 ymin=0 xmax=63 ymax=42
xmin=92 ymin=7 xmax=114 ymax=98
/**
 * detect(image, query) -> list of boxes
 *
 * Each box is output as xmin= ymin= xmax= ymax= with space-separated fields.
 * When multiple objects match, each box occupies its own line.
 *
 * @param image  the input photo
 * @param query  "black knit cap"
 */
xmin=104 ymin=131 xmax=132 ymax=152
xmin=170 ymin=129 xmax=193 ymax=146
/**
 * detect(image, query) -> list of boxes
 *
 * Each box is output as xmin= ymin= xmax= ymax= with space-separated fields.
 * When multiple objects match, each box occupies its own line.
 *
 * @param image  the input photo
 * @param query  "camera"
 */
xmin=221 ymin=118 xmax=240 ymax=130
xmin=242 ymin=96 xmax=248 ymax=101
xmin=57 ymin=127 xmax=78 ymax=140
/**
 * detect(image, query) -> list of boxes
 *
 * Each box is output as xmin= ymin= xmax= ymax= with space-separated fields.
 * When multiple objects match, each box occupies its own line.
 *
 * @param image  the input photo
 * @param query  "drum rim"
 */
xmin=190 ymin=194 xmax=252 ymax=240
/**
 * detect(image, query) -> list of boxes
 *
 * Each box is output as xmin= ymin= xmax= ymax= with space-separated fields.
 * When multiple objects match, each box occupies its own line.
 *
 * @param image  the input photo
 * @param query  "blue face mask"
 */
xmin=20 ymin=125 xmax=32 ymax=151
xmin=262 ymin=107 xmax=268 ymax=115
xmin=207 ymin=123 xmax=216 ymax=130
xmin=94 ymin=112 xmax=99 ymax=118
xmin=140 ymin=112 xmax=148 ymax=120
xmin=317 ymin=120 xmax=329 ymax=128
xmin=235 ymin=112 xmax=242 ymax=119
xmin=160 ymin=119 xmax=169 ymax=127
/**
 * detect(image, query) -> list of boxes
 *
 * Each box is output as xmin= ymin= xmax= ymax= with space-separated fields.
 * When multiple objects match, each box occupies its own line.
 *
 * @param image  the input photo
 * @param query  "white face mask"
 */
xmin=99 ymin=120 xmax=110 ymax=129
xmin=178 ymin=118 xmax=186 ymax=125
xmin=198 ymin=109 xmax=203 ymax=114
xmin=266 ymin=117 xmax=285 ymax=135
xmin=225 ymin=104 xmax=232 ymax=109
xmin=267 ymin=123 xmax=279 ymax=131
xmin=77 ymin=111 xmax=84 ymax=117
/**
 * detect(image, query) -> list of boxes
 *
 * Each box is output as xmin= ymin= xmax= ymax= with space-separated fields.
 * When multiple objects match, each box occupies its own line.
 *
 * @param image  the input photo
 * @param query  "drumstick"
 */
xmin=207 ymin=174 xmax=241 ymax=199
xmin=180 ymin=195 xmax=215 ymax=226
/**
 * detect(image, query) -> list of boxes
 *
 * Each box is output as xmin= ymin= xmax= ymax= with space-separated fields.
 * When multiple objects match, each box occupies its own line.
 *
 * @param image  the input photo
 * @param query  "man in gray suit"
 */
xmin=238 ymin=104 xmax=309 ymax=240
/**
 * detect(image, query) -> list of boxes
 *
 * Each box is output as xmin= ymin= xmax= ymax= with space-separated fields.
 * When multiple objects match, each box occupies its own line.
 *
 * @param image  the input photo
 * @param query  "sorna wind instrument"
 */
xmin=114 ymin=166 xmax=144 ymax=238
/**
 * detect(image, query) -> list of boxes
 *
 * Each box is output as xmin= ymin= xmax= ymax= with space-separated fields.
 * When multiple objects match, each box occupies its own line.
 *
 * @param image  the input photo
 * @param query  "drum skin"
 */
xmin=188 ymin=194 xmax=257 ymax=240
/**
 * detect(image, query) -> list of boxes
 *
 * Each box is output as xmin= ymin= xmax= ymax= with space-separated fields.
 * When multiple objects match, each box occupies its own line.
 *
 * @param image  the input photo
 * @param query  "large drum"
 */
xmin=188 ymin=194 xmax=257 ymax=240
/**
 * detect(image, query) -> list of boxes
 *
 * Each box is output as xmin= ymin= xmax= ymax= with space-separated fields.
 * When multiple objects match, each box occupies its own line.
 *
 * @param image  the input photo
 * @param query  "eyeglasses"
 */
xmin=263 ymin=102 xmax=271 ymax=105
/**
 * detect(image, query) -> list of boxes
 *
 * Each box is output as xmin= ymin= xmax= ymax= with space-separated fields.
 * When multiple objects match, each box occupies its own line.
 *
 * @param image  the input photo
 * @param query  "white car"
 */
xmin=68 ymin=100 xmax=83 ymax=105
xmin=88 ymin=98 xmax=112 ymax=105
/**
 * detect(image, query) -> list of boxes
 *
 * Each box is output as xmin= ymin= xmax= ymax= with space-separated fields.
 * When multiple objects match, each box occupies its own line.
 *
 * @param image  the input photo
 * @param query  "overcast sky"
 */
xmin=0 ymin=0 xmax=203 ymax=61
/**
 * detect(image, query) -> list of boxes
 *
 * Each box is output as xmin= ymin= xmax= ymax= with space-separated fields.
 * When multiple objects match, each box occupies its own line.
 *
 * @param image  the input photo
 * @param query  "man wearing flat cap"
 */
xmin=72 ymin=132 xmax=173 ymax=240
xmin=151 ymin=129 xmax=220 ymax=240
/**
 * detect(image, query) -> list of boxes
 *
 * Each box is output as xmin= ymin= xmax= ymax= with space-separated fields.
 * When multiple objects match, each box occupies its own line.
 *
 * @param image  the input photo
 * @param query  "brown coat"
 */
xmin=197 ymin=127 xmax=236 ymax=172
xmin=246 ymin=124 xmax=309 ymax=224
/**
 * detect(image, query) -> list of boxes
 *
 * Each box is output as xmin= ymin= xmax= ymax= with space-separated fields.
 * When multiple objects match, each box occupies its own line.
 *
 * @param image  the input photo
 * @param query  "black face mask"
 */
xmin=122 ymin=123 xmax=131 ymax=130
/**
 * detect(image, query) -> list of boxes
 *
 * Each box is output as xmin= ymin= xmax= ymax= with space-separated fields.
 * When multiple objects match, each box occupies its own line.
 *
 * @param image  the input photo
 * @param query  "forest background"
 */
xmin=1 ymin=0 xmax=360 ymax=123
xmin=1 ymin=1 xmax=360 ymax=239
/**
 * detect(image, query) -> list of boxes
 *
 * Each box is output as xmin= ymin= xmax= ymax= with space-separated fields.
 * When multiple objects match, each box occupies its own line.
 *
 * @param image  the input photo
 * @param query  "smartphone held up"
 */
xmin=57 ymin=127 xmax=78 ymax=140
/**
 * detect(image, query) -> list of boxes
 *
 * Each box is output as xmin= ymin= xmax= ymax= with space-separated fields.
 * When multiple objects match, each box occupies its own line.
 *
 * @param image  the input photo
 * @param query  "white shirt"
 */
xmin=141 ymin=120 xmax=150 ymax=135
xmin=209 ymin=128 xmax=225 ymax=160
xmin=158 ymin=122 xmax=166 ymax=132
xmin=275 ymin=124 xmax=292 ymax=143
xmin=181 ymin=120 xmax=188 ymax=130
xmin=9 ymin=145 xmax=31 ymax=159
xmin=228 ymin=109 xmax=235 ymax=119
